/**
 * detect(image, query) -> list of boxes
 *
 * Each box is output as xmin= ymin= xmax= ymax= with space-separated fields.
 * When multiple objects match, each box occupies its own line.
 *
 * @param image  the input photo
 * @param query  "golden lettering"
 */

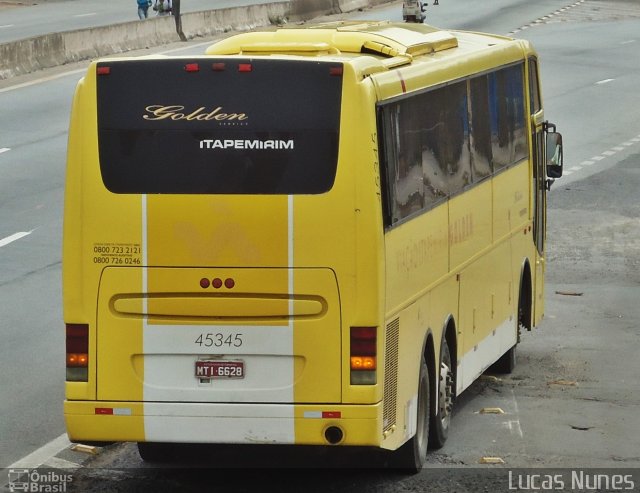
xmin=143 ymin=105 xmax=248 ymax=122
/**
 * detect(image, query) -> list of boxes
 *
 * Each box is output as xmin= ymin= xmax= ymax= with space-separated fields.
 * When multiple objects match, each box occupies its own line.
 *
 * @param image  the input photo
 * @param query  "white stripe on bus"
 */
xmin=143 ymin=403 xmax=295 ymax=443
xmin=456 ymin=317 xmax=517 ymax=395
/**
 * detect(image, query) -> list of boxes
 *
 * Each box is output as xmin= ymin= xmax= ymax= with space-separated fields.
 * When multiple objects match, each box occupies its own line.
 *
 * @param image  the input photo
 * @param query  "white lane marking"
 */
xmin=508 ymin=390 xmax=524 ymax=439
xmin=8 ymin=433 xmax=71 ymax=468
xmin=568 ymin=133 xmax=640 ymax=179
xmin=42 ymin=456 xmax=81 ymax=469
xmin=73 ymin=12 xmax=97 ymax=18
xmin=621 ymin=40 xmax=636 ymax=45
xmin=0 ymin=69 xmax=86 ymax=94
xmin=596 ymin=78 xmax=615 ymax=85
xmin=0 ymin=231 xmax=33 ymax=248
xmin=157 ymin=40 xmax=217 ymax=55
xmin=0 ymin=24 xmax=15 ymax=29
xmin=0 ymin=147 xmax=10 ymax=154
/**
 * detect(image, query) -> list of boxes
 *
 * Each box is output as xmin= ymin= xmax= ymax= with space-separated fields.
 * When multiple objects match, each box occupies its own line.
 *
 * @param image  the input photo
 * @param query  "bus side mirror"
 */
xmin=546 ymin=130 xmax=563 ymax=180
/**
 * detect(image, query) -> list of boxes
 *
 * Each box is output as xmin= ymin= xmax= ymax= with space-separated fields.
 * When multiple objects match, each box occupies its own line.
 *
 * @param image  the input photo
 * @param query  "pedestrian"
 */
xmin=137 ymin=0 xmax=151 ymax=19
xmin=153 ymin=0 xmax=172 ymax=16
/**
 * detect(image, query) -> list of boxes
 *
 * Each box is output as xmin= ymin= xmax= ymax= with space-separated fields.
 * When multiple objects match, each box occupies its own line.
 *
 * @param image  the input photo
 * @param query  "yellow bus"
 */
xmin=63 ymin=21 xmax=563 ymax=470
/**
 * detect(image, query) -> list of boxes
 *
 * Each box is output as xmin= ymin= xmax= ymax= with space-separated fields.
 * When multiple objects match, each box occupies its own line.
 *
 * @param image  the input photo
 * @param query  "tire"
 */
xmin=490 ymin=343 xmax=516 ymax=374
xmin=137 ymin=442 xmax=175 ymax=463
xmin=429 ymin=339 xmax=454 ymax=449
xmin=490 ymin=301 xmax=523 ymax=374
xmin=393 ymin=357 xmax=429 ymax=472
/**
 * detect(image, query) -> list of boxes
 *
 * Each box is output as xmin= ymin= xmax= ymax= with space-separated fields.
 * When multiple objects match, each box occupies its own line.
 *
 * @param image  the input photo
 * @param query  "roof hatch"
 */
xmin=206 ymin=21 xmax=458 ymax=59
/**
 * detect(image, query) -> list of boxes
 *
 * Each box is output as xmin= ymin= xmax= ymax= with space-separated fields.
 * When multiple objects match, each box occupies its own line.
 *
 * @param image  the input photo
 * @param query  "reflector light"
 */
xmin=224 ymin=278 xmax=235 ymax=289
xmin=185 ymin=63 xmax=200 ymax=72
xmin=329 ymin=66 xmax=343 ymax=76
xmin=212 ymin=63 xmax=226 ymax=71
xmin=200 ymin=278 xmax=210 ymax=289
xmin=212 ymin=278 xmax=223 ymax=289
xmin=238 ymin=63 xmax=252 ymax=72
xmin=95 ymin=408 xmax=113 ymax=415
xmin=322 ymin=411 xmax=341 ymax=419
xmin=96 ymin=66 xmax=111 ymax=75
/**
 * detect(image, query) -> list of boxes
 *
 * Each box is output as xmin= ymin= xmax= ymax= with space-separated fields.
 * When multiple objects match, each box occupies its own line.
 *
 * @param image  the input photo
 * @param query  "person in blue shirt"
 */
xmin=137 ymin=0 xmax=151 ymax=19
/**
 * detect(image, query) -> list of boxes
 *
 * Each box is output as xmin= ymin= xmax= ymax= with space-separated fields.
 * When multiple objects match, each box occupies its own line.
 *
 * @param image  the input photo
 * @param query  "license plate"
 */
xmin=195 ymin=360 xmax=244 ymax=379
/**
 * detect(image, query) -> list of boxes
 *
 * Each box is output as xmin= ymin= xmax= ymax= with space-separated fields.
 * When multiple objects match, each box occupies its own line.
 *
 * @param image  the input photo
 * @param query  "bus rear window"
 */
xmin=96 ymin=59 xmax=343 ymax=194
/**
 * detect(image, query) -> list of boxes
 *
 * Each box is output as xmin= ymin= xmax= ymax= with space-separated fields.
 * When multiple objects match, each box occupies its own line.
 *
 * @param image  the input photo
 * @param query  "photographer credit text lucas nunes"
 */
xmin=508 ymin=470 xmax=636 ymax=491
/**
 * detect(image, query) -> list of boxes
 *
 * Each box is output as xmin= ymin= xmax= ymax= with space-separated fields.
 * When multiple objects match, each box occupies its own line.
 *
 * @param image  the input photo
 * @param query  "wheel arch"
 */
xmin=519 ymin=259 xmax=533 ymax=331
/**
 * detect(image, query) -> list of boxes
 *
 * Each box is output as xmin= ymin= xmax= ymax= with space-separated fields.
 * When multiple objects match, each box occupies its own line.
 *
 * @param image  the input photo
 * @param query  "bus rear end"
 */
xmin=63 ymin=55 xmax=384 ymax=450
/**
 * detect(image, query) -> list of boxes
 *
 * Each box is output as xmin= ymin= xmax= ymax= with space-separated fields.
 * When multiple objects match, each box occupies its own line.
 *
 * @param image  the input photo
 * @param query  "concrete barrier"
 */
xmin=0 ymin=0 xmax=391 ymax=80
xmin=337 ymin=0 xmax=370 ymax=12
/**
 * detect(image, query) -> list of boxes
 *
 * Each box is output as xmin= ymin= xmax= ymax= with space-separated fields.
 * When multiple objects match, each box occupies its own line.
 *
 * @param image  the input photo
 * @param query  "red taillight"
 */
xmin=212 ymin=62 xmax=226 ymax=71
xmin=66 ymin=324 xmax=88 ymax=365
xmin=238 ymin=63 xmax=252 ymax=73
xmin=185 ymin=63 xmax=200 ymax=72
xmin=66 ymin=324 xmax=88 ymax=381
xmin=350 ymin=327 xmax=377 ymax=384
xmin=96 ymin=66 xmax=111 ymax=75
xmin=329 ymin=66 xmax=343 ymax=76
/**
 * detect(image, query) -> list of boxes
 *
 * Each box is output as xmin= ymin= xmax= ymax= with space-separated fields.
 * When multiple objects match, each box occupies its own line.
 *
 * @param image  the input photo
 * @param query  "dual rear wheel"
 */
xmin=394 ymin=339 xmax=454 ymax=471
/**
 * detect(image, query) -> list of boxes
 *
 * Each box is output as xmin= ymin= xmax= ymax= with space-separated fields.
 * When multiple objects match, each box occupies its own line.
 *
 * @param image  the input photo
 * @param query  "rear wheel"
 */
xmin=491 ymin=343 xmax=517 ymax=374
xmin=393 ymin=357 xmax=429 ymax=472
xmin=137 ymin=442 xmax=176 ymax=463
xmin=429 ymin=339 xmax=454 ymax=449
xmin=490 ymin=294 xmax=525 ymax=374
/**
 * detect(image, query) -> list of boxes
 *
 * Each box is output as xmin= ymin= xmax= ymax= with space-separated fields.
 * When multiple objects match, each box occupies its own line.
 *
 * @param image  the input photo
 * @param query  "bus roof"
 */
xmin=206 ymin=21 xmax=459 ymax=58
xmin=204 ymin=21 xmax=532 ymax=87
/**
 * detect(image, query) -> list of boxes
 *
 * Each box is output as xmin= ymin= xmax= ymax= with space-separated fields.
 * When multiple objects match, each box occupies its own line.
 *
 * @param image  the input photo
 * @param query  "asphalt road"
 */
xmin=0 ymin=0 xmax=275 ymax=44
xmin=1 ymin=0 xmax=640 ymax=490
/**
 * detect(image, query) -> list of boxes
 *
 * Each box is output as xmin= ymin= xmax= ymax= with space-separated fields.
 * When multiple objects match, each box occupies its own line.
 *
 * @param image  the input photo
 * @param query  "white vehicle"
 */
xmin=403 ymin=0 xmax=426 ymax=23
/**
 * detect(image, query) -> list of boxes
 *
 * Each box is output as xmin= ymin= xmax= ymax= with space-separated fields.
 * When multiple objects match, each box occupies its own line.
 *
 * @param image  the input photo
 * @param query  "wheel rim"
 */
xmin=439 ymin=359 xmax=453 ymax=431
xmin=416 ymin=364 xmax=429 ymax=457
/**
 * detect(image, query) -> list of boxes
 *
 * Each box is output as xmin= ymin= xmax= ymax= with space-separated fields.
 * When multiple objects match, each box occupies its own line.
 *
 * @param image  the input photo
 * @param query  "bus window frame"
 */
xmin=377 ymin=60 xmax=529 ymax=231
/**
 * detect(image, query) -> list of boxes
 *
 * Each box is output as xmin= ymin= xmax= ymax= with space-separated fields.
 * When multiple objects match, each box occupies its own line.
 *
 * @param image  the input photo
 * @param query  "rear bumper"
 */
xmin=64 ymin=401 xmax=382 ymax=447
